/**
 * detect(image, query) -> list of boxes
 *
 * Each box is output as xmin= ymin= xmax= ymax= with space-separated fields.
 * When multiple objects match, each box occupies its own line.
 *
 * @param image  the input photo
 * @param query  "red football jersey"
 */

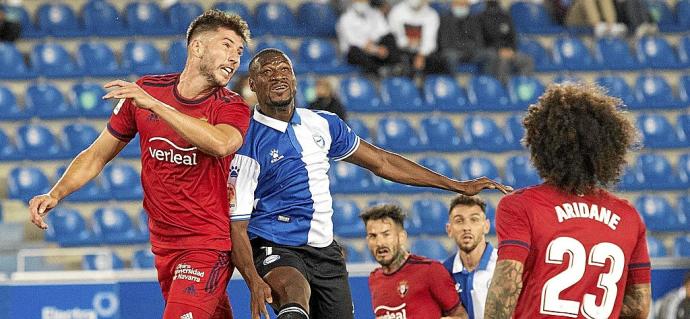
xmin=369 ymin=254 xmax=460 ymax=319
xmin=108 ymin=74 xmax=250 ymax=251
xmin=496 ymin=184 xmax=651 ymax=319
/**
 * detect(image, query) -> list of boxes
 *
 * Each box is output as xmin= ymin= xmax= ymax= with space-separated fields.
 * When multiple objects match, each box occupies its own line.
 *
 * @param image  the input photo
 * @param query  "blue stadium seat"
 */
xmin=330 ymin=161 xmax=377 ymax=194
xmin=674 ymin=235 xmax=690 ymax=257
xmin=255 ymin=2 xmax=300 ymax=36
xmin=103 ymin=163 xmax=143 ymax=200
xmin=681 ymin=75 xmax=690 ymax=104
xmin=518 ymin=38 xmax=557 ymax=72
xmin=634 ymin=75 xmax=685 ymax=109
xmin=168 ymin=1 xmax=203 ymax=34
xmin=647 ymin=0 xmax=685 ymax=32
xmin=122 ymin=41 xmax=169 ymax=76
xmin=0 ymin=43 xmax=33 ymax=79
xmin=419 ymin=157 xmax=455 ymax=181
xmin=510 ymin=2 xmax=564 ymax=34
xmin=504 ymin=114 xmax=525 ymax=150
xmin=133 ymin=248 xmax=155 ymax=269
xmin=402 ymin=208 xmax=424 ymax=236
xmin=213 ymin=2 xmax=255 ymax=30
xmin=505 ymin=155 xmax=541 ymax=189
xmin=168 ymin=40 xmax=187 ymax=73
xmin=25 ymin=82 xmax=77 ymax=119
xmin=82 ymin=253 xmax=124 ymax=270
xmin=553 ymin=74 xmax=583 ymax=84
xmin=31 ymin=43 xmax=82 ymax=78
xmin=381 ymin=77 xmax=427 ymax=112
xmin=467 ymin=75 xmax=511 ymax=111
xmin=459 ymin=157 xmax=501 ymax=182
xmin=138 ymin=209 xmax=149 ymax=240
xmin=647 ymin=236 xmax=667 ymax=257
xmin=677 ymin=195 xmax=690 ymax=231
xmin=8 ymin=167 xmax=50 ymax=203
xmin=125 ymin=2 xmax=171 ymax=35
xmin=553 ymin=36 xmax=598 ymax=70
xmin=677 ymin=154 xmax=690 ymax=191
xmin=678 ymin=0 xmax=690 ymax=31
xmin=0 ymin=129 xmax=21 ymax=161
xmin=462 ymin=116 xmax=508 ymax=152
xmin=617 ymin=165 xmax=643 ymax=191
xmin=347 ymin=119 xmax=372 ymax=143
xmin=62 ymin=124 xmax=99 ymax=157
xmin=344 ymin=245 xmax=369 ymax=263
xmin=93 ymin=207 xmax=148 ymax=244
xmin=119 ymin=136 xmax=141 ymax=158
xmin=376 ymin=117 xmax=424 ymax=152
xmin=55 ymin=164 xmax=109 ymax=202
xmin=635 ymin=195 xmax=677 ymax=231
xmin=73 ymin=82 xmax=112 ymax=118
xmin=0 ymin=86 xmax=29 ymax=120
xmin=77 ymin=42 xmax=127 ymax=77
xmin=637 ymin=114 xmax=687 ymax=148
xmin=508 ymin=75 xmax=545 ymax=109
xmin=295 ymin=76 xmax=316 ymax=108
xmin=83 ymin=0 xmax=129 ymax=36
xmin=332 ymin=199 xmax=365 ymax=238
xmin=254 ymin=38 xmax=294 ymax=60
xmin=411 ymin=239 xmax=448 ymax=261
xmin=423 ymin=75 xmax=469 ymax=111
xmin=635 ymin=154 xmax=683 ymax=190
xmin=412 ymin=199 xmax=448 ymax=235
xmin=37 ymin=3 xmax=87 ymax=37
xmin=594 ymin=37 xmax=639 ymax=70
xmin=339 ymin=76 xmax=383 ymax=112
xmin=45 ymin=207 xmax=98 ymax=247
xmin=298 ymin=39 xmax=351 ymax=74
xmin=419 ymin=116 xmax=465 ymax=151
xmin=596 ymin=75 xmax=640 ymax=109
xmin=636 ymin=36 xmax=681 ymax=69
xmin=16 ymin=124 xmax=66 ymax=160
xmin=296 ymin=1 xmax=338 ymax=37
xmin=4 ymin=5 xmax=43 ymax=38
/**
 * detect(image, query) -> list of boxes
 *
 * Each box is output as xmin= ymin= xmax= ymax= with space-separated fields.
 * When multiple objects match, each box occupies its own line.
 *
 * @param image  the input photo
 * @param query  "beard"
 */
xmin=266 ymin=90 xmax=294 ymax=108
xmin=458 ymin=235 xmax=482 ymax=253
xmin=199 ymin=59 xmax=227 ymax=87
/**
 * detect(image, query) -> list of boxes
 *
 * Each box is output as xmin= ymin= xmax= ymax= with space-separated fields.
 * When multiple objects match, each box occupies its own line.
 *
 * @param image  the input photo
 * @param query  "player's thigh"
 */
xmin=309 ymin=272 xmax=354 ymax=319
xmin=164 ymin=249 xmax=233 ymax=318
xmin=252 ymin=240 xmax=311 ymax=308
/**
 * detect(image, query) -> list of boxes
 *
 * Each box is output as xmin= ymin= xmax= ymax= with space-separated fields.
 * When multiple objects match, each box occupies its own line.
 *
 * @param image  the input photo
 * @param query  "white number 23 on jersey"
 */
xmin=540 ymin=237 xmax=625 ymax=319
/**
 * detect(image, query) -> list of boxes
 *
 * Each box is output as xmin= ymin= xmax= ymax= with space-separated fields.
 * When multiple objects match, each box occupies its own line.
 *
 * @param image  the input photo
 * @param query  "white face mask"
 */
xmin=452 ymin=6 xmax=470 ymax=17
xmin=407 ymin=0 xmax=423 ymax=9
xmin=352 ymin=2 xmax=368 ymax=14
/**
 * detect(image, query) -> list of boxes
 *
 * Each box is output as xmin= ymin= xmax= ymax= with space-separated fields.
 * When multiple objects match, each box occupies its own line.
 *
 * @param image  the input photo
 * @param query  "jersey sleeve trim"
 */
xmin=106 ymin=123 xmax=134 ymax=142
xmin=332 ymin=136 xmax=360 ymax=161
xmin=498 ymin=239 xmax=530 ymax=249
xmin=442 ymin=299 xmax=462 ymax=316
xmin=629 ymin=262 xmax=651 ymax=269
xmin=230 ymin=213 xmax=252 ymax=222
xmin=230 ymin=154 xmax=260 ymax=219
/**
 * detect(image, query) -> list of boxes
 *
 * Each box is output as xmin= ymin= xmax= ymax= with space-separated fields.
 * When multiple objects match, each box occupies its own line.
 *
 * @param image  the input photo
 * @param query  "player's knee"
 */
xmin=277 ymin=303 xmax=309 ymax=319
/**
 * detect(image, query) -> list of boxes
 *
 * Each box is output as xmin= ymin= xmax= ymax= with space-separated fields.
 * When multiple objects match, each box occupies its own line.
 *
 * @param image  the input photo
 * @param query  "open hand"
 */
xmin=103 ymin=80 xmax=159 ymax=110
xmin=249 ymin=278 xmax=273 ymax=319
xmin=457 ymin=177 xmax=513 ymax=195
xmin=28 ymin=193 xmax=59 ymax=229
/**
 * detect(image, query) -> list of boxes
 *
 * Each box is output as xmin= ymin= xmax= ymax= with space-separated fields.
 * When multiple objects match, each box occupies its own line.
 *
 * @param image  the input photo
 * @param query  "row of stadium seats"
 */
xmin=4 ymin=1 xmax=337 ymax=38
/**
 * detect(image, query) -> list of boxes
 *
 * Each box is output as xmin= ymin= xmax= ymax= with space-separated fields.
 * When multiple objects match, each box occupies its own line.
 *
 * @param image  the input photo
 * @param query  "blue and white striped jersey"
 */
xmin=443 ymin=243 xmax=497 ymax=319
xmin=229 ymin=107 xmax=360 ymax=247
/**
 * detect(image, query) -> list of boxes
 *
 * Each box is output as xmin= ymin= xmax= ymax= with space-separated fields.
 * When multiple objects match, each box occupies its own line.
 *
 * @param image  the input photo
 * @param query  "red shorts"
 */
xmin=152 ymin=247 xmax=234 ymax=319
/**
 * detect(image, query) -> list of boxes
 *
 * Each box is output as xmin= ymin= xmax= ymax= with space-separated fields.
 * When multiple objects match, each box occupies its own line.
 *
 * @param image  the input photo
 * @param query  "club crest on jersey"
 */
xmin=313 ymin=134 xmax=325 ymax=148
xmin=270 ymin=149 xmax=284 ymax=163
xmin=397 ymin=281 xmax=409 ymax=298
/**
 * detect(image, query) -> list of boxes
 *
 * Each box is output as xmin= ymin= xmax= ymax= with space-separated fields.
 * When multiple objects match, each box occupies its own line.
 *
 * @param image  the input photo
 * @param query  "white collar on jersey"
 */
xmin=253 ymin=106 xmax=302 ymax=133
xmin=452 ymin=242 xmax=495 ymax=274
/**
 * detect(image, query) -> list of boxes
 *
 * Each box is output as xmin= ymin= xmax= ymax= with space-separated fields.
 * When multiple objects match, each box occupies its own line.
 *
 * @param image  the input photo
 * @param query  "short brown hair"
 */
xmin=186 ymin=9 xmax=250 ymax=45
xmin=448 ymin=195 xmax=486 ymax=215
xmin=360 ymin=205 xmax=406 ymax=228
xmin=523 ymin=83 xmax=639 ymax=195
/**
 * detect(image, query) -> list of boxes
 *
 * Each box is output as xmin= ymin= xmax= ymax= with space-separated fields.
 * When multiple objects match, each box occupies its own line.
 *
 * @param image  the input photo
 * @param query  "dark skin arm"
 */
xmin=345 ymin=140 xmax=512 ymax=195
xmin=230 ymin=219 xmax=273 ymax=319
xmin=619 ymin=283 xmax=651 ymax=319
xmin=484 ymin=260 xmax=524 ymax=319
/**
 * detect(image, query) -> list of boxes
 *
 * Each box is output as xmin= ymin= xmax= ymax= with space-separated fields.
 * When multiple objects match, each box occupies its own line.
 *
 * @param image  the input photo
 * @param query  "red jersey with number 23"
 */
xmin=107 ymin=74 xmax=250 ymax=251
xmin=369 ymin=254 xmax=461 ymax=319
xmin=496 ymin=184 xmax=651 ymax=319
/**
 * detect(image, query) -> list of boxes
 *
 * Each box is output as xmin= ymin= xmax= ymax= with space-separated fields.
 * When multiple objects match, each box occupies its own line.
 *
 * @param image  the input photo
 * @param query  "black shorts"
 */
xmin=250 ymin=237 xmax=354 ymax=319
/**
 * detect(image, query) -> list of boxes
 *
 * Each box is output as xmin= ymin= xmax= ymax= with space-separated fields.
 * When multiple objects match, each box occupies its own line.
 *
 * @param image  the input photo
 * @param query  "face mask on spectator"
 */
xmin=352 ymin=2 xmax=369 ymax=13
xmin=452 ymin=6 xmax=470 ymax=17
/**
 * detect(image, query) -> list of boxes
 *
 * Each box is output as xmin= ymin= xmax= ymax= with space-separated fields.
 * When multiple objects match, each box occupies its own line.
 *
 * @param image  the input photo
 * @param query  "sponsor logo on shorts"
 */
xmin=173 ymin=264 xmax=205 ymax=283
xmin=180 ymin=312 xmax=194 ymax=319
xmin=263 ymin=254 xmax=281 ymax=266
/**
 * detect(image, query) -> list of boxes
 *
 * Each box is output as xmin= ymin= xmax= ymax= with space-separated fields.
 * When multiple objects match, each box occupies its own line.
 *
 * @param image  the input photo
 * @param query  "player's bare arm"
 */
xmin=103 ymin=80 xmax=243 ymax=157
xmin=230 ymin=220 xmax=273 ymax=319
xmin=345 ymin=140 xmax=512 ymax=195
xmin=484 ymin=260 xmax=524 ymax=319
xmin=619 ymin=283 xmax=651 ymax=319
xmin=441 ymin=303 xmax=469 ymax=319
xmin=29 ymin=129 xmax=127 ymax=229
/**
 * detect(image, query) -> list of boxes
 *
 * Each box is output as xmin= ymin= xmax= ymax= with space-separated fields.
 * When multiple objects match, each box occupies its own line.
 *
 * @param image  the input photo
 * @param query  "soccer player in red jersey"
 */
xmin=484 ymin=83 xmax=651 ymax=319
xmin=362 ymin=205 xmax=469 ymax=319
xmin=27 ymin=10 xmax=265 ymax=319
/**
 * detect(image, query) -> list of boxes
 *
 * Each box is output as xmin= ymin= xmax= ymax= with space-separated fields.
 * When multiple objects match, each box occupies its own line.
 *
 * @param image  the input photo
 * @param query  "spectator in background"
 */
xmin=476 ymin=0 xmax=533 ymax=84
xmin=0 ymin=8 xmax=20 ymax=42
xmin=336 ymin=0 xmax=402 ymax=76
xmin=546 ymin=0 xmax=627 ymax=37
xmin=307 ymin=78 xmax=347 ymax=120
xmin=656 ymin=272 xmax=690 ymax=319
xmin=388 ymin=0 xmax=448 ymax=76
xmin=438 ymin=0 xmax=490 ymax=73
xmin=231 ymin=75 xmax=257 ymax=109
xmin=614 ymin=0 xmax=658 ymax=37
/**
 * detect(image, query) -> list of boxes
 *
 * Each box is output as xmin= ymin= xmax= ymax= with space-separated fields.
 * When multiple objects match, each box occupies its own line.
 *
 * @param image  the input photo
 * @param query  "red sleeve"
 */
xmin=496 ymin=195 xmax=532 ymax=263
xmin=428 ymin=262 xmax=461 ymax=314
xmin=214 ymin=98 xmax=251 ymax=139
xmin=107 ymin=97 xmax=137 ymax=142
xmin=627 ymin=217 xmax=651 ymax=284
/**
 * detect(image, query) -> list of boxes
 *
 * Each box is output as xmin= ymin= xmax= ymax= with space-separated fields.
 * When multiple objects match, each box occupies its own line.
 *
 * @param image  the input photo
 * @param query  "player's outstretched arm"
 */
xmin=484 ymin=260 xmax=524 ymax=319
xmin=619 ymin=283 xmax=651 ymax=319
xmin=230 ymin=220 xmax=273 ymax=319
xmin=103 ymin=80 xmax=244 ymax=157
xmin=29 ymin=129 xmax=127 ymax=229
xmin=344 ymin=140 xmax=512 ymax=195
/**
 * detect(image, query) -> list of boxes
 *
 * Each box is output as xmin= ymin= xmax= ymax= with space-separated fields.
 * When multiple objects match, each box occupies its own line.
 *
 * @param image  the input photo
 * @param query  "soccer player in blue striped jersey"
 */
xmin=229 ymin=48 xmax=512 ymax=319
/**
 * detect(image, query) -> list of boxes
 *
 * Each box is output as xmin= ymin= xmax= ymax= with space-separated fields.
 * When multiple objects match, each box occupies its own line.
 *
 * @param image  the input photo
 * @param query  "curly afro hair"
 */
xmin=523 ymin=83 xmax=639 ymax=195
